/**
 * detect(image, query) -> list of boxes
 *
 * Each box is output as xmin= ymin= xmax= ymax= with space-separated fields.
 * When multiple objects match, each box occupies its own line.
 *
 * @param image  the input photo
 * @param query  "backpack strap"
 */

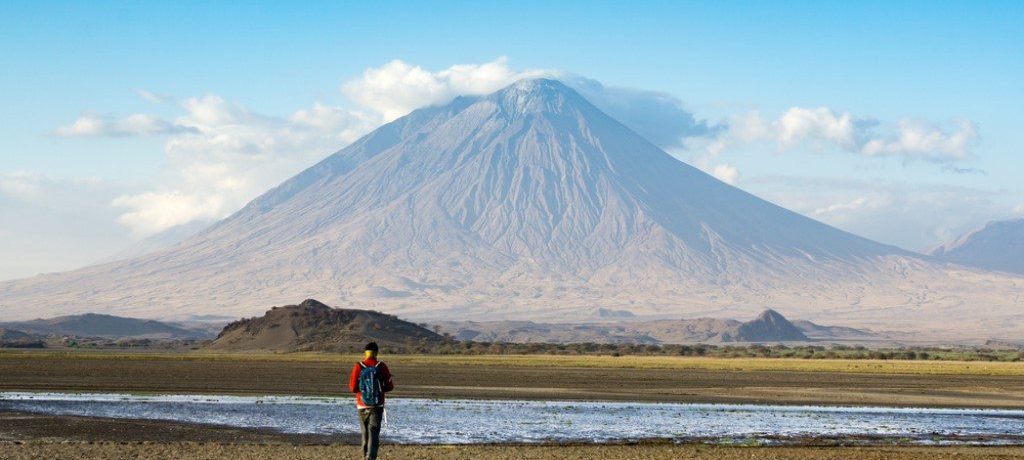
xmin=358 ymin=361 xmax=367 ymax=369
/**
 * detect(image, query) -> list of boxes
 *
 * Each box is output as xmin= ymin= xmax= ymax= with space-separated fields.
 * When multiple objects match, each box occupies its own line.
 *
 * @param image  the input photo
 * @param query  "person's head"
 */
xmin=363 ymin=342 xmax=379 ymax=359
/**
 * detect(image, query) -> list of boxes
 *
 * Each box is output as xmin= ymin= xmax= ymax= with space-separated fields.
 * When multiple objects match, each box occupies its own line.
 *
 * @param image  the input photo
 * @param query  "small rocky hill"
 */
xmin=0 ymin=313 xmax=207 ymax=339
xmin=440 ymin=310 xmax=839 ymax=344
xmin=207 ymin=299 xmax=444 ymax=352
xmin=0 ymin=328 xmax=44 ymax=348
xmin=724 ymin=309 xmax=808 ymax=342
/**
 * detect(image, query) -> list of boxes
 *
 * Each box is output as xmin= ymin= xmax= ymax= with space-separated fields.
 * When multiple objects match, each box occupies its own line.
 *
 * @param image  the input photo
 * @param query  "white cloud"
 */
xmin=777 ymin=107 xmax=857 ymax=150
xmin=0 ymin=171 xmax=46 ymax=197
xmin=711 ymin=164 xmax=739 ymax=184
xmin=811 ymin=197 xmax=886 ymax=222
xmin=701 ymin=107 xmax=979 ymax=164
xmin=861 ymin=119 xmax=978 ymax=161
xmin=565 ymin=76 xmax=720 ymax=151
xmin=53 ymin=116 xmax=106 ymax=137
xmin=108 ymin=96 xmax=378 ymax=236
xmin=54 ymin=113 xmax=194 ymax=137
xmin=745 ymin=176 xmax=1014 ymax=251
xmin=342 ymin=57 xmax=552 ymax=121
xmin=112 ymin=191 xmax=225 ymax=237
xmin=177 ymin=95 xmax=254 ymax=127
xmin=136 ymin=89 xmax=171 ymax=103
xmin=288 ymin=103 xmax=378 ymax=144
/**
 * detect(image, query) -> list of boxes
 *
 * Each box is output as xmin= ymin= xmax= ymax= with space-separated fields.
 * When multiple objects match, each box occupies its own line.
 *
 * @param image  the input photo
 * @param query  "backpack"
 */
xmin=357 ymin=361 xmax=384 ymax=406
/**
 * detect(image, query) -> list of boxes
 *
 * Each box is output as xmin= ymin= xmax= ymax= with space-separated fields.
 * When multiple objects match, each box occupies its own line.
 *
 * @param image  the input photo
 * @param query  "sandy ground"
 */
xmin=1 ymin=412 xmax=1024 ymax=460
xmin=3 ymin=353 xmax=1024 ymax=408
xmin=0 ymin=411 xmax=348 ymax=444
xmin=4 ymin=442 xmax=1024 ymax=459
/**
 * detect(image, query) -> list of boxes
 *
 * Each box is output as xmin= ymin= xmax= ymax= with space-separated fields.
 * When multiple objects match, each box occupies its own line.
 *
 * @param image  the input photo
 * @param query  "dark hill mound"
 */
xmin=725 ymin=309 xmax=808 ymax=342
xmin=207 ymin=299 xmax=444 ymax=352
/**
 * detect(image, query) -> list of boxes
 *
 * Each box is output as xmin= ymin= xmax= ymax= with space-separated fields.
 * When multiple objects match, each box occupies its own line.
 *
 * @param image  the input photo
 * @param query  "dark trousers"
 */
xmin=358 ymin=407 xmax=383 ymax=460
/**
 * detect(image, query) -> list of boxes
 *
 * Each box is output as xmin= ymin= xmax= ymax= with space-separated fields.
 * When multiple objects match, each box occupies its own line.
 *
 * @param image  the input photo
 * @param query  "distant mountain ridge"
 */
xmin=0 ymin=313 xmax=208 ymax=339
xmin=2 ymin=79 xmax=1023 ymax=339
xmin=439 ymin=310 xmax=875 ymax=345
xmin=931 ymin=218 xmax=1024 ymax=275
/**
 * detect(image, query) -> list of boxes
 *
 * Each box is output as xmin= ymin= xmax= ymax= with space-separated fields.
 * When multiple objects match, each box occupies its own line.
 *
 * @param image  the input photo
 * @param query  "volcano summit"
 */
xmin=2 ymin=79 xmax=1021 ymax=338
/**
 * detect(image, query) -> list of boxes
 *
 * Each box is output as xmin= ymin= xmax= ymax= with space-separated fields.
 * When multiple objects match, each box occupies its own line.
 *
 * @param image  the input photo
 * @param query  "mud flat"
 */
xmin=3 ymin=441 xmax=1024 ymax=460
xmin=2 ymin=351 xmax=1024 ymax=408
xmin=7 ymin=393 xmax=1024 ymax=445
xmin=2 ymin=401 xmax=1024 ymax=459
xmin=2 ymin=412 xmax=1024 ymax=459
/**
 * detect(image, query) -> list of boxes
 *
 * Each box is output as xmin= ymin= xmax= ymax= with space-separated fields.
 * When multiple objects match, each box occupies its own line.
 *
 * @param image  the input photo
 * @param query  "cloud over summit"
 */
xmin=342 ymin=57 xmax=552 ymax=121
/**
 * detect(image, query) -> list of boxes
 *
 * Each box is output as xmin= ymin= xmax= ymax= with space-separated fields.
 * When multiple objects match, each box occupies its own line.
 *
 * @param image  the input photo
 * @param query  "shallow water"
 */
xmin=2 ymin=392 xmax=1023 ymax=445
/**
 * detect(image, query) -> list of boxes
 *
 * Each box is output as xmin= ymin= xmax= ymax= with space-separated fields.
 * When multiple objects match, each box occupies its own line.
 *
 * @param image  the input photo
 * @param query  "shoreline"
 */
xmin=3 ymin=410 xmax=1024 ymax=448
xmin=6 ymin=389 xmax=1024 ymax=412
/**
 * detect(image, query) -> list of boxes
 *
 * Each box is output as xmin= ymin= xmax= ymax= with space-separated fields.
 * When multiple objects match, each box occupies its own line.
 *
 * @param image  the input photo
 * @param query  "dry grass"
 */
xmin=3 ymin=350 xmax=1023 ymax=376
xmin=4 ymin=350 xmax=1024 ymax=408
xmin=388 ymin=354 xmax=1024 ymax=376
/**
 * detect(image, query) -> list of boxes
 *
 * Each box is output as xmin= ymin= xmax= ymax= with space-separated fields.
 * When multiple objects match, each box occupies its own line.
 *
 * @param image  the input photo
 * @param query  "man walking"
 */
xmin=348 ymin=342 xmax=394 ymax=460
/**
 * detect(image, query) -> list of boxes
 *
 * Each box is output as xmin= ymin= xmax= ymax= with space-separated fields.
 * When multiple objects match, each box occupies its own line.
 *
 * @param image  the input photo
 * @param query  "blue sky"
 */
xmin=1 ymin=1 xmax=1022 ymax=280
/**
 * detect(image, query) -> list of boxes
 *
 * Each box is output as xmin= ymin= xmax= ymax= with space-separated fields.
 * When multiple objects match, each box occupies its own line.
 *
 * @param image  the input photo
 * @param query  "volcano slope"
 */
xmin=1 ymin=79 xmax=1022 ymax=339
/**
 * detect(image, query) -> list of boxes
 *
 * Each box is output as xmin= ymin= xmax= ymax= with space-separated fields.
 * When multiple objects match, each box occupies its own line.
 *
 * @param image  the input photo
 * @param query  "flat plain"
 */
xmin=3 ymin=350 xmax=1024 ymax=407
xmin=3 ymin=351 xmax=1024 ymax=459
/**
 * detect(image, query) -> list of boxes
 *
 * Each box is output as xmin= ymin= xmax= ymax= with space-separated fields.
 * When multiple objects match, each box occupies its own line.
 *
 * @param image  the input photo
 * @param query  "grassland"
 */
xmin=3 ymin=350 xmax=1024 ymax=408
xmin=4 ymin=350 xmax=1024 ymax=375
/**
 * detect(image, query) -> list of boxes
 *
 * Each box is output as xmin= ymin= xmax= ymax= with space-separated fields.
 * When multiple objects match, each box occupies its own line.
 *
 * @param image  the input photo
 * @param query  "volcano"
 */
xmin=2 ymin=79 xmax=1021 ymax=338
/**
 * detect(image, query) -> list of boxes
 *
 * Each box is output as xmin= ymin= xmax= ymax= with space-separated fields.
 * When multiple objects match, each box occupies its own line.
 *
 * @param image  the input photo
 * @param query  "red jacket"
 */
xmin=348 ymin=357 xmax=394 ymax=408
